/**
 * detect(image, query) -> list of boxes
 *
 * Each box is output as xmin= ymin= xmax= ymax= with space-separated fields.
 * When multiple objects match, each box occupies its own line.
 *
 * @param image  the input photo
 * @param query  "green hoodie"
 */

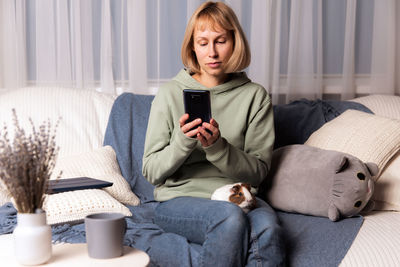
xmin=142 ymin=69 xmax=275 ymax=201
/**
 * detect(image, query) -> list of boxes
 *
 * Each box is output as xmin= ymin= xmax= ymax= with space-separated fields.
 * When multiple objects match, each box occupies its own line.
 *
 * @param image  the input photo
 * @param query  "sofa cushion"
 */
xmin=0 ymin=87 xmax=115 ymax=157
xmin=0 ymin=182 xmax=10 ymax=207
xmin=351 ymin=94 xmax=400 ymax=120
xmin=0 ymin=145 xmax=137 ymax=224
xmin=350 ymin=94 xmax=400 ymax=210
xmin=43 ymin=189 xmax=132 ymax=225
xmin=372 ymin=152 xmax=400 ymax=211
xmin=305 ymin=110 xmax=400 ymax=177
xmin=50 ymin=145 xmax=140 ymax=206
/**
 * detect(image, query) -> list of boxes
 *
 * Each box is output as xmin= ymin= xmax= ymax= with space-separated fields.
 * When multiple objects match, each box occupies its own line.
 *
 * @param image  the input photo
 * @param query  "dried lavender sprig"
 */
xmin=0 ymin=109 xmax=61 ymax=213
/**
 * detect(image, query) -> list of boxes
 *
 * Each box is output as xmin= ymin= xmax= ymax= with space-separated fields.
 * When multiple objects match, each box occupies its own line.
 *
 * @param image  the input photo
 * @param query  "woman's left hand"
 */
xmin=196 ymin=118 xmax=220 ymax=147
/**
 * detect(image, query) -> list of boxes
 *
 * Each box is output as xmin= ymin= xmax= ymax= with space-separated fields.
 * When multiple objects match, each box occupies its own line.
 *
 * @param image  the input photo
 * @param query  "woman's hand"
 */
xmin=179 ymin=114 xmax=202 ymax=138
xmin=196 ymin=118 xmax=220 ymax=147
xmin=179 ymin=115 xmax=220 ymax=146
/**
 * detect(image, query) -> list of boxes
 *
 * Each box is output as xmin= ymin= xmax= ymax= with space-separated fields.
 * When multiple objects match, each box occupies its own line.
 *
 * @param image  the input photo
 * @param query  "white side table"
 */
xmin=0 ymin=234 xmax=150 ymax=267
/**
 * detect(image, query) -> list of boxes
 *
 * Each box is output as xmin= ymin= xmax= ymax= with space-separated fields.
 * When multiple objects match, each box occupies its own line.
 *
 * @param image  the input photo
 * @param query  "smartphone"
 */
xmin=183 ymin=89 xmax=212 ymax=125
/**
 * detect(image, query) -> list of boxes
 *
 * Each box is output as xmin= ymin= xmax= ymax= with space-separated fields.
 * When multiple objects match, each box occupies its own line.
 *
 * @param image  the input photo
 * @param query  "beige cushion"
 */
xmin=372 ymin=151 xmax=400 ymax=211
xmin=351 ymin=94 xmax=400 ymax=120
xmin=46 ymin=146 xmax=138 ymax=225
xmin=50 ymin=146 xmax=140 ymax=206
xmin=0 ymin=181 xmax=10 ymax=206
xmin=350 ymin=95 xmax=400 ymax=207
xmin=1 ymin=146 xmax=138 ymax=224
xmin=305 ymin=110 xmax=400 ymax=177
xmin=339 ymin=211 xmax=400 ymax=266
xmin=43 ymin=189 xmax=132 ymax=225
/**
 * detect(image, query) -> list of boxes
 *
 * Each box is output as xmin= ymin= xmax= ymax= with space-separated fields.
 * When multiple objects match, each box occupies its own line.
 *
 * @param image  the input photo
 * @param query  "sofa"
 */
xmin=0 ymin=86 xmax=400 ymax=266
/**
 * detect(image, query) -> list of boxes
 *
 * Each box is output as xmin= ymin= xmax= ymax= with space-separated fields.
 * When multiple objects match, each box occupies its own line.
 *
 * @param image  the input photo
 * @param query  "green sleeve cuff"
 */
xmin=173 ymin=127 xmax=198 ymax=152
xmin=203 ymin=137 xmax=227 ymax=162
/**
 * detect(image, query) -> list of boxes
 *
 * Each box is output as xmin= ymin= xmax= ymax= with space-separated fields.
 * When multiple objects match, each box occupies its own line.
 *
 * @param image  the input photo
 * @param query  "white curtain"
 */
xmin=249 ymin=0 xmax=280 ymax=103
xmin=286 ymin=0 xmax=322 ymax=102
xmin=0 ymin=0 xmax=27 ymax=88
xmin=341 ymin=0 xmax=357 ymax=100
xmin=370 ymin=0 xmax=398 ymax=95
xmin=0 ymin=0 xmax=147 ymax=93
xmin=0 ymin=0 xmax=399 ymax=102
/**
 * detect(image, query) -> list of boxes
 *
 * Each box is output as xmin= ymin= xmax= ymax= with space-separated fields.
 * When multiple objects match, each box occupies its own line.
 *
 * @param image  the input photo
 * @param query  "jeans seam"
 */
xmin=200 ymin=218 xmax=213 ymax=267
xmin=251 ymin=229 xmax=262 ymax=267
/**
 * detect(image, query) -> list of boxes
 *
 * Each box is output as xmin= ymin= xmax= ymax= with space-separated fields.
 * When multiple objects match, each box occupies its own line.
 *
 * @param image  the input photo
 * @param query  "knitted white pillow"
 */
xmin=51 ymin=146 xmax=140 ymax=206
xmin=351 ymin=94 xmax=400 ymax=120
xmin=43 ymin=189 xmax=132 ymax=225
xmin=0 ymin=181 xmax=10 ymax=206
xmin=372 ymin=151 xmax=400 ymax=211
xmin=305 ymin=110 xmax=400 ymax=177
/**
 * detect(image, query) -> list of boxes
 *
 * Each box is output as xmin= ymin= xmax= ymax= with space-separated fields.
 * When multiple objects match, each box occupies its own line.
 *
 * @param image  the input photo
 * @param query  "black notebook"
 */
xmin=46 ymin=177 xmax=113 ymax=194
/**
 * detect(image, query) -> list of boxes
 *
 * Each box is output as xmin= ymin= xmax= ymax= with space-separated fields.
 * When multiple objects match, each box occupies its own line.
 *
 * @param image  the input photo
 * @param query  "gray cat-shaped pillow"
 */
xmin=261 ymin=144 xmax=378 ymax=221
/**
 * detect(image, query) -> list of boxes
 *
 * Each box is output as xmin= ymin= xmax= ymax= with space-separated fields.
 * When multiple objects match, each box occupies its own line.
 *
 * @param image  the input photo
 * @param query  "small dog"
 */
xmin=211 ymin=183 xmax=257 ymax=213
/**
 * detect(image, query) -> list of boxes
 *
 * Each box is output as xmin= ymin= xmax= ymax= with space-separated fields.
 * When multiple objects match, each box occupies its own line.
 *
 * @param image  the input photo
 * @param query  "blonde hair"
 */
xmin=181 ymin=1 xmax=251 ymax=74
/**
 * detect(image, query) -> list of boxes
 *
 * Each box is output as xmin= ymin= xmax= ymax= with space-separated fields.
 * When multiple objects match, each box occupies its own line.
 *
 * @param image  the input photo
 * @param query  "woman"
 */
xmin=143 ymin=2 xmax=286 ymax=266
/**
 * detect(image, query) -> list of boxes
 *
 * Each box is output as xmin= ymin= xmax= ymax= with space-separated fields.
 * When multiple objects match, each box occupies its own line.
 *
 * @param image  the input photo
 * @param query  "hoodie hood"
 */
xmin=173 ymin=69 xmax=251 ymax=94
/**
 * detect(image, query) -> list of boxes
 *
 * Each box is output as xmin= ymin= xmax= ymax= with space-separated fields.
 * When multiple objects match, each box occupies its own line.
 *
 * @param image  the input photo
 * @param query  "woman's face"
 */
xmin=192 ymin=24 xmax=233 ymax=84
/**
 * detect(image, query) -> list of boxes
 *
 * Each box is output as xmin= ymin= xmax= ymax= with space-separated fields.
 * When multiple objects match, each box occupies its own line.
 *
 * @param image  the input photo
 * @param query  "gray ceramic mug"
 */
xmin=85 ymin=213 xmax=126 ymax=259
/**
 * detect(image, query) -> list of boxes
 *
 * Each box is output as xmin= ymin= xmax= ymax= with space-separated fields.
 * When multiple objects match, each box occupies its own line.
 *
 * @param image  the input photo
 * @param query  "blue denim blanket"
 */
xmin=0 ymin=94 xmax=372 ymax=267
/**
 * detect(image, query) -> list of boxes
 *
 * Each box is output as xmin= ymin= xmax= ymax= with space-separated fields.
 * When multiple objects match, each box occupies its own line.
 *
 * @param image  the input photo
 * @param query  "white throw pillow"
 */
xmin=305 ymin=110 xmax=400 ymax=177
xmin=0 ymin=181 xmax=11 ymax=206
xmin=44 ymin=189 xmax=132 ymax=225
xmin=351 ymin=94 xmax=400 ymax=120
xmin=372 ymin=152 xmax=400 ymax=211
xmin=1 ymin=145 xmax=137 ymax=224
xmin=349 ymin=95 xmax=400 ymax=211
xmin=51 ymin=146 xmax=140 ymax=206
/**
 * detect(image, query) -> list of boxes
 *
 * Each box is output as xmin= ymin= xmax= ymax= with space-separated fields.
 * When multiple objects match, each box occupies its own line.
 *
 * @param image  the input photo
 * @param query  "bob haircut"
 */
xmin=181 ymin=1 xmax=251 ymax=74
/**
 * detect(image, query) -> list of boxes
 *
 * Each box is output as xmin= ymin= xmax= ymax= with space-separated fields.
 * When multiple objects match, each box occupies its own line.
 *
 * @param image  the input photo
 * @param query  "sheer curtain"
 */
xmin=370 ymin=0 xmax=398 ymax=95
xmin=0 ymin=0 xmax=27 ymax=88
xmin=0 ymin=0 xmax=399 ymax=103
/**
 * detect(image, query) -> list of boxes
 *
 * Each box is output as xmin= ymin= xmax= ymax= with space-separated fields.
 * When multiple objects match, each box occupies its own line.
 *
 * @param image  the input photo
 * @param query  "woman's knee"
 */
xmin=209 ymin=202 xmax=249 ymax=236
xmin=248 ymin=200 xmax=281 ymax=228
xmin=247 ymin=204 xmax=285 ymax=245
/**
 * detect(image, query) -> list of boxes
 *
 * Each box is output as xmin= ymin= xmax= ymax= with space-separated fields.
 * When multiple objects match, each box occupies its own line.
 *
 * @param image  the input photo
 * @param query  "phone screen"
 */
xmin=183 ymin=89 xmax=212 ymax=124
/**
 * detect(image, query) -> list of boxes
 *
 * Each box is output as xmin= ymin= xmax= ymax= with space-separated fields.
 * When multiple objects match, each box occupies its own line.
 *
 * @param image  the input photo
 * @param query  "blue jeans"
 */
xmin=154 ymin=197 xmax=286 ymax=267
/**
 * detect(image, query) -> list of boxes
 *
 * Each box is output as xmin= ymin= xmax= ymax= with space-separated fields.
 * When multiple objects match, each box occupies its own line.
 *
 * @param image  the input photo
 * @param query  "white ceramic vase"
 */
xmin=13 ymin=211 xmax=52 ymax=265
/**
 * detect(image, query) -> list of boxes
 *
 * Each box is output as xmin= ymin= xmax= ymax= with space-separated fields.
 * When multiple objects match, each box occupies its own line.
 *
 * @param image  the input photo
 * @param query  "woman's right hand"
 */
xmin=179 ymin=114 xmax=202 ymax=138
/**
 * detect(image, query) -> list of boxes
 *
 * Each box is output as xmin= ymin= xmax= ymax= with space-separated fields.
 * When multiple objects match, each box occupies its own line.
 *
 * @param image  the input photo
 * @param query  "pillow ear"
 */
xmin=365 ymin=162 xmax=379 ymax=179
xmin=335 ymin=156 xmax=349 ymax=173
xmin=328 ymin=203 xmax=340 ymax=221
